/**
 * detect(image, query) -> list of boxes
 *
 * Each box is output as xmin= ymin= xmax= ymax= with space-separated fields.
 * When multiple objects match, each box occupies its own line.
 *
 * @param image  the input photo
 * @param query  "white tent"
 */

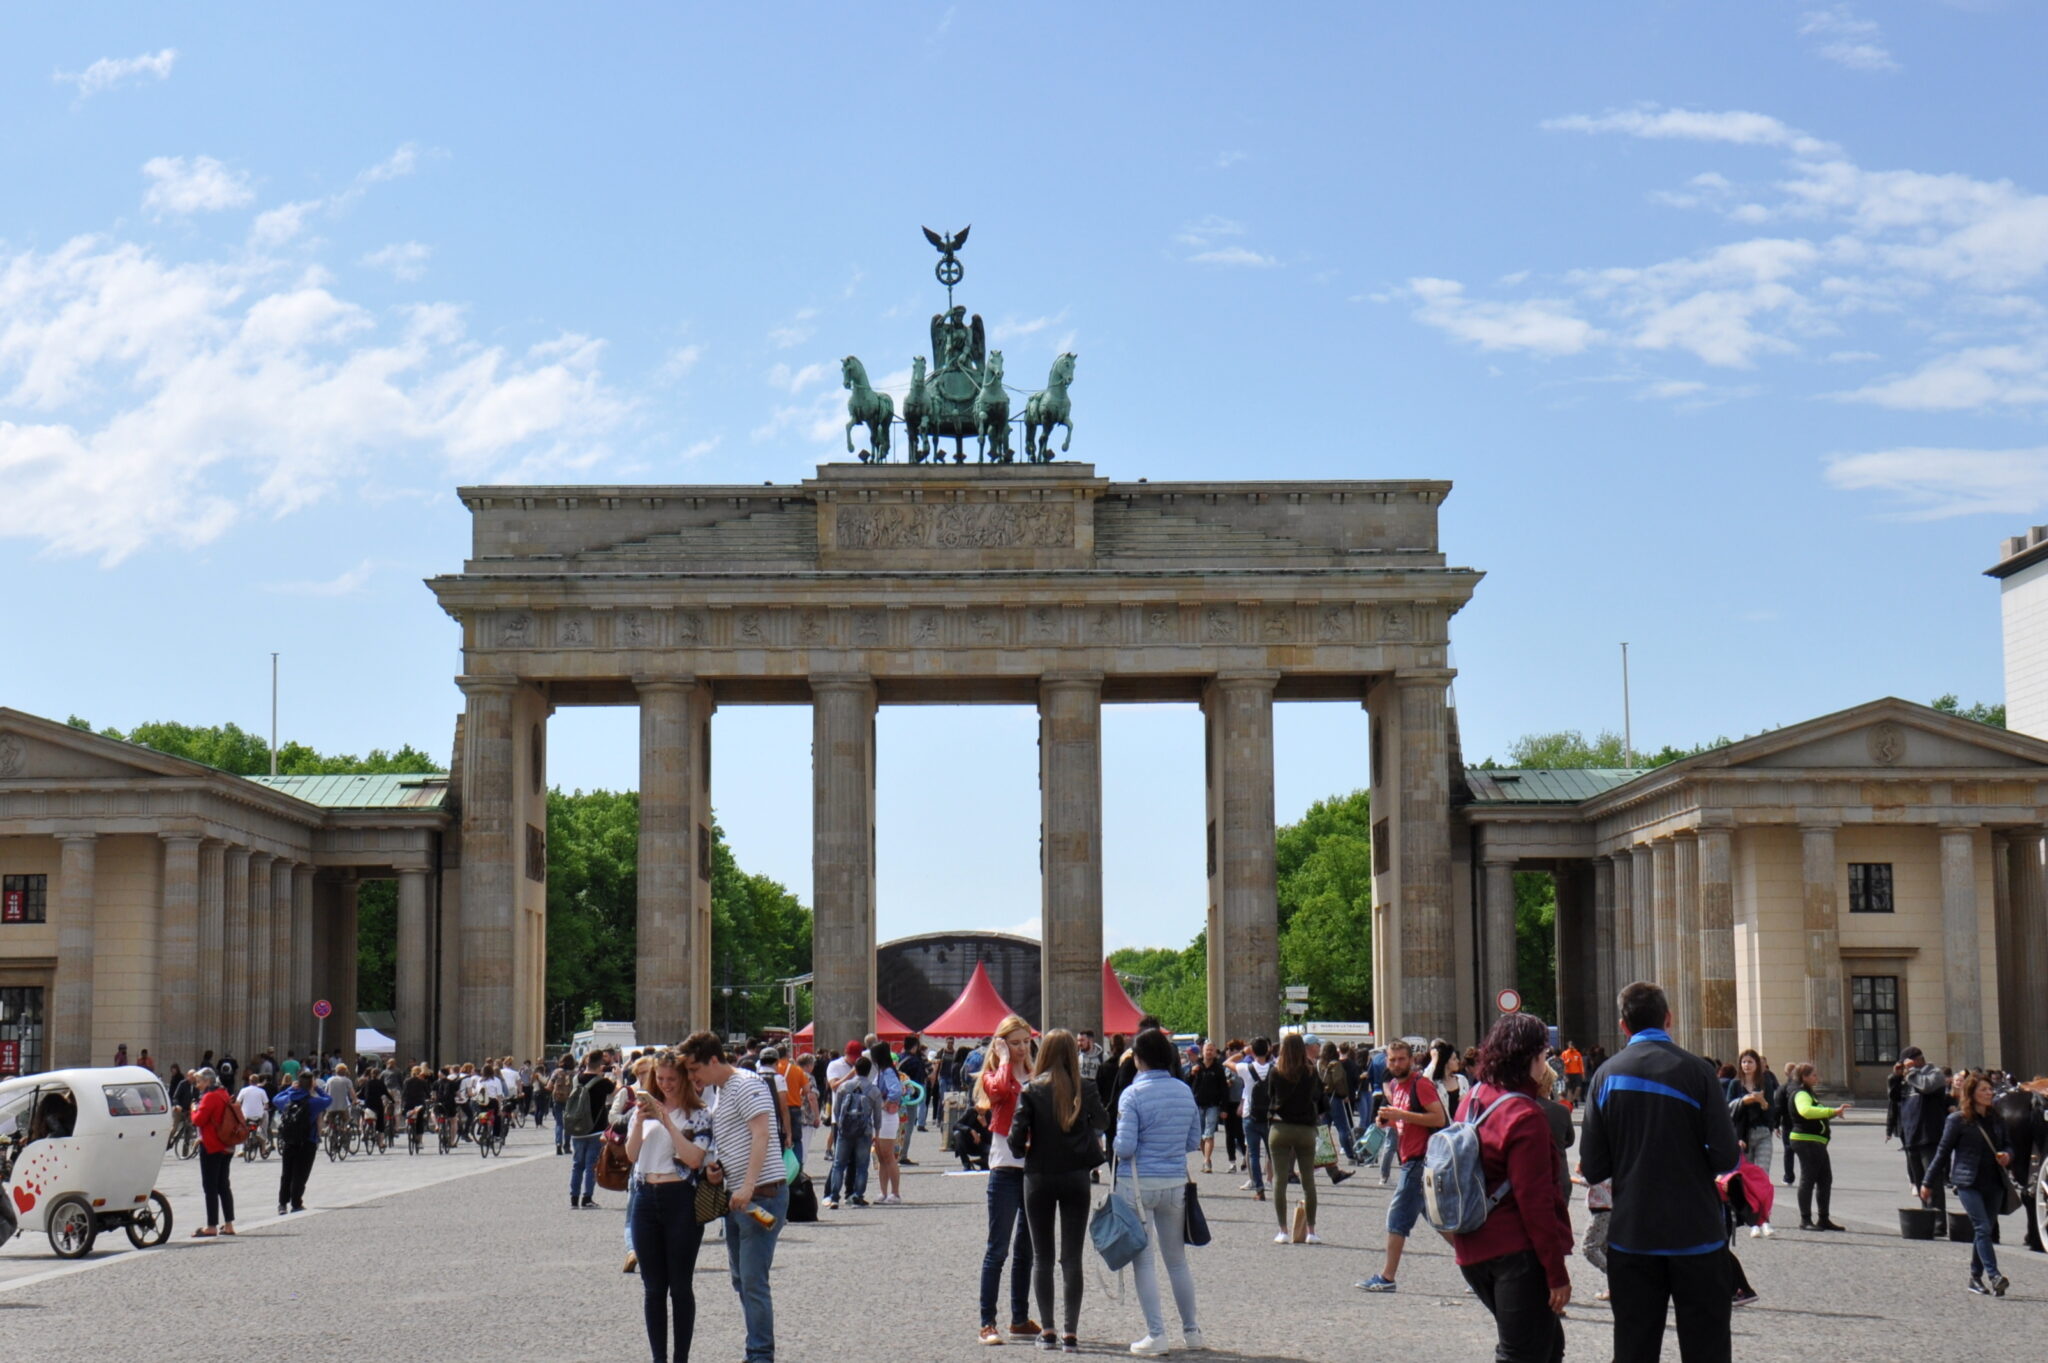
xmin=353 ymin=1027 xmax=397 ymax=1057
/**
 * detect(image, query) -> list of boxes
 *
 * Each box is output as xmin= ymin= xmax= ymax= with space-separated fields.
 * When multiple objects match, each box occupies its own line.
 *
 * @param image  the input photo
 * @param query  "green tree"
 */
xmin=1108 ymin=939 xmax=1209 ymax=1036
xmin=1513 ymin=872 xmax=1557 ymax=1022
xmin=1276 ymin=790 xmax=1374 ymax=1020
xmin=544 ymin=789 xmax=642 ymax=1036
xmin=1931 ymin=694 xmax=2006 ymax=728
xmin=66 ymin=716 xmax=444 ymax=776
xmin=1481 ymin=729 xmax=1732 ymax=771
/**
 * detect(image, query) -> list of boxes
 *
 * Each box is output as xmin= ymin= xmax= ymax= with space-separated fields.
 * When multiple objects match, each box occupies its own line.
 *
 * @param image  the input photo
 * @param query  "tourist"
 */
xmin=360 ymin=1062 xmax=392 ymax=1146
xmin=402 ymin=1064 xmax=433 ymax=1146
xmin=1426 ymin=1039 xmax=1466 ymax=1121
xmin=870 ymin=1042 xmax=906 ymax=1204
xmin=1919 ymin=1071 xmax=2017 ymax=1296
xmin=190 ymin=1067 xmax=237 ymax=1238
xmin=1264 ymin=1032 xmax=1330 ymax=1244
xmin=826 ymin=1054 xmax=879 ymax=1208
xmin=952 ymin=1099 xmax=993 ymax=1170
xmin=1317 ymin=1041 xmax=1356 ymax=1168
xmin=764 ymin=1046 xmax=812 ymax=1167
xmin=1235 ymin=1037 xmax=1275 ymax=1202
xmin=1356 ymin=1039 xmax=1446 ymax=1293
xmin=548 ymin=1057 xmax=574 ymax=1153
xmin=135 ymin=1047 xmax=155 ymax=1074
xmin=1009 ymin=1028 xmax=1109 ymax=1353
xmin=235 ymin=1070 xmax=270 ymax=1145
xmin=898 ymin=1038 xmax=930 ymax=1152
xmin=1220 ymin=1044 xmax=1246 ymax=1172
xmin=1187 ymin=1041 xmax=1230 ymax=1174
xmin=1775 ymin=1061 xmax=1801 ymax=1187
xmin=1725 ymin=1049 xmax=1778 ymax=1236
xmin=626 ymin=1049 xmax=716 ymax=1362
xmin=1560 ymin=1040 xmax=1585 ymax=1104
xmin=1785 ymin=1062 xmax=1849 ymax=1231
xmin=272 ymin=1070 xmax=332 ymax=1216
xmin=1897 ymin=1045 xmax=1953 ymax=1218
xmin=1580 ymin=982 xmax=1740 ymax=1363
xmin=680 ymin=1031 xmax=789 ymax=1363
xmin=1450 ymin=1012 xmax=1573 ymax=1363
xmin=1116 ymin=1027 xmax=1204 ymax=1357
xmin=616 ymin=1055 xmax=657 ymax=1267
xmin=976 ymin=1013 xmax=1040 ymax=1346
xmin=567 ymin=1051 xmax=616 ymax=1209
xmin=113 ymin=1042 xmax=129 ymax=1067
xmin=324 ymin=1061 xmax=358 ymax=1144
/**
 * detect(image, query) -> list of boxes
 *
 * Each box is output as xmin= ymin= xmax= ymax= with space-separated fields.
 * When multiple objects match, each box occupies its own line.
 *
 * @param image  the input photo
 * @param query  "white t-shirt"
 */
xmin=478 ymin=1076 xmax=507 ymax=1102
xmin=632 ymin=1105 xmax=714 ymax=1180
xmin=237 ymin=1084 xmax=270 ymax=1121
xmin=825 ymin=1057 xmax=853 ymax=1090
xmin=1235 ymin=1060 xmax=1271 ymax=1120
xmin=708 ymin=1067 xmax=777 ymax=1190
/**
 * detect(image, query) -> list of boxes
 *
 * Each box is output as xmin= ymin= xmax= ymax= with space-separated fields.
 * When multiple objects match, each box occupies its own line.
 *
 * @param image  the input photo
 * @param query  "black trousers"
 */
xmin=631 ymin=1181 xmax=705 ymax=1363
xmin=1459 ymin=1249 xmax=1563 ymax=1363
xmin=1794 ymin=1142 xmax=1833 ymax=1225
xmin=1223 ymin=1109 xmax=1245 ymax=1164
xmin=278 ymin=1141 xmax=316 ymax=1211
xmin=1905 ymin=1145 xmax=1945 ymax=1214
xmin=1024 ymin=1169 xmax=1091 ymax=1336
xmin=199 ymin=1150 xmax=236 ymax=1227
xmin=1608 ymin=1248 xmax=1731 ymax=1363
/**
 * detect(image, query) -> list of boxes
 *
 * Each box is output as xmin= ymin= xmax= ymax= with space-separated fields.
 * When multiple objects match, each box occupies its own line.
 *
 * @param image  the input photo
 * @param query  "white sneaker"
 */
xmin=1760 ymin=1223 xmax=1774 ymax=1237
xmin=1304 ymin=1231 xmax=1323 ymax=1245
xmin=1181 ymin=1329 xmax=1206 ymax=1352
xmin=1748 ymin=1225 xmax=1762 ymax=1238
xmin=1130 ymin=1337 xmax=1172 ymax=1357
xmin=1238 ymin=1180 xmax=1255 ymax=1191
xmin=1273 ymin=1231 xmax=1291 ymax=1243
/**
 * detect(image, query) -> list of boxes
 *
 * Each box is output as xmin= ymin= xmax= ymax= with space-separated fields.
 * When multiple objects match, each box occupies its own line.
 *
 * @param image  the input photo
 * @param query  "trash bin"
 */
xmin=1898 ymin=1207 xmax=1941 ymax=1240
xmin=1948 ymin=1211 xmax=1999 ymax=1243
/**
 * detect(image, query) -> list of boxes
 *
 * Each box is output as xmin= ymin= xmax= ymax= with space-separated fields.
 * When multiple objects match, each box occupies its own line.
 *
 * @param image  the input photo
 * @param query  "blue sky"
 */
xmin=7 ymin=5 xmax=2047 ymax=952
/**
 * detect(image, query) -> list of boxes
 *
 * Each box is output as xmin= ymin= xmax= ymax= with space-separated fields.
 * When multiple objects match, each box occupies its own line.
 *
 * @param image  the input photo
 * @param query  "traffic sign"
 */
xmin=313 ymin=999 xmax=332 ymax=1019
xmin=1283 ymin=985 xmax=1310 ymax=1001
xmin=1495 ymin=988 xmax=1522 ymax=1014
xmin=1284 ymin=1002 xmax=1309 ymax=1016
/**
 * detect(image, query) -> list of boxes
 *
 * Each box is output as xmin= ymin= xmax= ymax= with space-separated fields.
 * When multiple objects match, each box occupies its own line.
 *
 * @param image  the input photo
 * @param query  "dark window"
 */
xmin=2 ymin=874 xmax=47 ymax=924
xmin=1850 ymin=975 xmax=1900 ymax=1065
xmin=1848 ymin=863 xmax=1893 ymax=913
xmin=0 ymin=986 xmax=46 ymax=1076
xmin=1373 ymin=818 xmax=1390 ymax=875
xmin=525 ymin=824 xmax=547 ymax=882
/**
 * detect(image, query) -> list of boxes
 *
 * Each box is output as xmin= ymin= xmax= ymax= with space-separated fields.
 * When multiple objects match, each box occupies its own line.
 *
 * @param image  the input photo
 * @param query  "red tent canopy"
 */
xmin=794 ymin=1003 xmax=915 ymax=1050
xmin=1102 ymin=960 xmax=1144 ymax=1036
xmin=923 ymin=962 xmax=1026 ymax=1039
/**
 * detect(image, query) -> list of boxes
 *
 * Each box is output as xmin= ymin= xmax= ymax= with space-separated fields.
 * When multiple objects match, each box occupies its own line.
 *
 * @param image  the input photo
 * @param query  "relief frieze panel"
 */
xmin=834 ymin=502 xmax=1075 ymax=551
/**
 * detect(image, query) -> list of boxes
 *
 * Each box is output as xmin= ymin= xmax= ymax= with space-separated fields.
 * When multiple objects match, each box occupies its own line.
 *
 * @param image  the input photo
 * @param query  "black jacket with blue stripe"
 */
xmin=1579 ymin=1031 xmax=1742 ymax=1257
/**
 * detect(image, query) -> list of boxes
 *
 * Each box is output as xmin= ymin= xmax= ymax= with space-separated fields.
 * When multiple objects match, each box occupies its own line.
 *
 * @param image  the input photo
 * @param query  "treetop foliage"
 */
xmin=66 ymin=715 xmax=444 ymax=776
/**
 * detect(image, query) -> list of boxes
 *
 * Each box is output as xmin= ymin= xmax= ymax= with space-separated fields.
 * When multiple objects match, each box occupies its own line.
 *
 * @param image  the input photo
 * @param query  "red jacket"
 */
xmin=1450 ymin=1081 xmax=1575 ymax=1290
xmin=982 ymin=1062 xmax=1023 ymax=1137
xmin=194 ymin=1087 xmax=236 ymax=1155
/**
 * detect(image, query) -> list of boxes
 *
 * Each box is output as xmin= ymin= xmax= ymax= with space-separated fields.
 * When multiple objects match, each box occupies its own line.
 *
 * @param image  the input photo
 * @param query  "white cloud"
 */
xmin=767 ymin=361 xmax=831 ymax=395
xmin=768 ymin=307 xmax=818 ymax=349
xmin=1175 ymin=215 xmax=1246 ymax=247
xmin=1835 ymin=341 xmax=2048 ymax=410
xmin=1543 ymin=105 xmax=1833 ymax=155
xmin=1824 ymin=446 xmax=2048 ymax=517
xmin=265 ymin=558 xmax=375 ymax=597
xmin=1641 ymin=379 xmax=1707 ymax=400
xmin=250 ymin=200 xmax=320 ymax=248
xmin=54 ymin=48 xmax=176 ymax=98
xmin=1799 ymin=6 xmax=1899 ymax=73
xmin=1189 ymin=246 xmax=1277 ymax=268
xmin=658 ymin=343 xmax=704 ymax=382
xmin=141 ymin=156 xmax=254 ymax=216
xmin=0 ymin=234 xmax=624 ymax=564
xmin=1407 ymin=278 xmax=1597 ymax=355
xmin=1216 ymin=150 xmax=1248 ymax=170
xmin=359 ymin=143 xmax=420 ymax=184
xmin=361 ymin=241 xmax=431 ymax=281
xmin=1176 ymin=216 xmax=1279 ymax=268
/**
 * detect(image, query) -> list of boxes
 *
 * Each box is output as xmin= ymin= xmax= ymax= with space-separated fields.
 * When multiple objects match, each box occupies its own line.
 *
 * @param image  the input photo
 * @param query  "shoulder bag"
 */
xmin=595 ymin=1129 xmax=633 ymax=1192
xmin=1090 ymin=1163 xmax=1149 ymax=1271
xmin=1181 ymin=1178 xmax=1211 ymax=1247
xmin=1976 ymin=1124 xmax=2023 ymax=1216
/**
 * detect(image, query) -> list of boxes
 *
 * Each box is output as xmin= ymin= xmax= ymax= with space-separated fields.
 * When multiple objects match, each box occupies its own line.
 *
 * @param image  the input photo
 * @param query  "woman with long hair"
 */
xmin=1785 ymin=1062 xmax=1849 ymax=1231
xmin=1265 ymin=1032 xmax=1328 ymax=1244
xmin=1317 ymin=1041 xmax=1356 ymax=1170
xmin=1920 ymin=1071 xmax=2018 ymax=1296
xmin=1449 ymin=1013 xmax=1572 ymax=1363
xmin=1778 ymin=1061 xmax=1801 ymax=1187
xmin=1725 ymin=1049 xmax=1778 ymax=1237
xmin=1427 ymin=1039 xmax=1466 ymax=1122
xmin=869 ymin=1042 xmax=906 ymax=1204
xmin=976 ymin=1014 xmax=1040 ymax=1346
xmin=1009 ymin=1029 xmax=1108 ymax=1352
xmin=625 ymin=1050 xmax=716 ymax=1363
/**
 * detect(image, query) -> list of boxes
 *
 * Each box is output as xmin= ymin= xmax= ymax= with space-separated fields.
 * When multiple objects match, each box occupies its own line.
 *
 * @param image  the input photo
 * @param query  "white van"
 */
xmin=571 ymin=1022 xmax=639 ymax=1060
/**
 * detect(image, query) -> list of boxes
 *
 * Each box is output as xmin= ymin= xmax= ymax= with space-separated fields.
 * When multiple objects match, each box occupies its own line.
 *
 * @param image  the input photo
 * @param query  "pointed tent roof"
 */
xmin=1102 ymin=960 xmax=1144 ymax=1035
xmin=794 ymin=1003 xmax=915 ymax=1048
xmin=923 ymin=961 xmax=1025 ymax=1039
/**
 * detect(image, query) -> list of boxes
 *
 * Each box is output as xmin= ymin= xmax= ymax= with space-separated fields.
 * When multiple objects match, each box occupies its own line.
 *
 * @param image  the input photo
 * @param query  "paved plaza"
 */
xmin=2 ymin=1115 xmax=2041 ymax=1362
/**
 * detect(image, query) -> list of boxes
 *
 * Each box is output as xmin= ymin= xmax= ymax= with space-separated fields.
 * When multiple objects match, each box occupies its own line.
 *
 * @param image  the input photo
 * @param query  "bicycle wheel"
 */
xmin=175 ymin=1125 xmax=199 ymax=1161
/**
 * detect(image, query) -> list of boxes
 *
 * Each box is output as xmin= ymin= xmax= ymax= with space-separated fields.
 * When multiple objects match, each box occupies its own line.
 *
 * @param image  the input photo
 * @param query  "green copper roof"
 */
xmin=247 ymin=773 xmax=449 ymax=810
xmin=1462 ymin=768 xmax=1646 ymax=804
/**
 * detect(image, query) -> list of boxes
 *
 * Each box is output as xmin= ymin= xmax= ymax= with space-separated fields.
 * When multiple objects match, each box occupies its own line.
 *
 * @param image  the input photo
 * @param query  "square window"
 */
xmin=1847 ymin=863 xmax=1893 ymax=914
xmin=2 ymin=874 xmax=47 ymax=924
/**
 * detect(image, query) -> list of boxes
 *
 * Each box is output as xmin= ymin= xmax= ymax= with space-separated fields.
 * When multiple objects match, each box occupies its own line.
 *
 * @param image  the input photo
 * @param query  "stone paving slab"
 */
xmin=2 ymin=1115 xmax=2040 ymax=1362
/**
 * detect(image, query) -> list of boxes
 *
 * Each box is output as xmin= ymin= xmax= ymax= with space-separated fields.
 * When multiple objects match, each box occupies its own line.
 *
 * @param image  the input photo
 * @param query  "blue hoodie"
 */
xmin=1112 ymin=1069 xmax=1201 ymax=1182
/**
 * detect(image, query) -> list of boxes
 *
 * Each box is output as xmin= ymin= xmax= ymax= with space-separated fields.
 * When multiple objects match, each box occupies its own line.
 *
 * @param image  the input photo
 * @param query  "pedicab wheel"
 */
xmin=48 ymin=1195 xmax=98 ymax=1258
xmin=125 ymin=1191 xmax=173 ymax=1248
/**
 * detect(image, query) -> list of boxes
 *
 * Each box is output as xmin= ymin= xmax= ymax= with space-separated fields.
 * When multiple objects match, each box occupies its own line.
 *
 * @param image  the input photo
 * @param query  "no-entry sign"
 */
xmin=1495 ymin=988 xmax=1522 ymax=1014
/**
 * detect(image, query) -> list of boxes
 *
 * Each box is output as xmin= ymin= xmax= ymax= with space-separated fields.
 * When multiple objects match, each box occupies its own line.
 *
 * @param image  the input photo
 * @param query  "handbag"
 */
xmin=1181 ymin=1179 xmax=1211 ymax=1248
xmin=694 ymin=1172 xmax=731 ymax=1224
xmin=1314 ymin=1124 xmax=1339 ymax=1169
xmin=1358 ymin=1123 xmax=1388 ymax=1164
xmin=1976 ymin=1125 xmax=2023 ymax=1216
xmin=786 ymin=1170 xmax=819 ymax=1224
xmin=595 ymin=1137 xmax=632 ymax=1193
xmin=1089 ymin=1166 xmax=1149 ymax=1271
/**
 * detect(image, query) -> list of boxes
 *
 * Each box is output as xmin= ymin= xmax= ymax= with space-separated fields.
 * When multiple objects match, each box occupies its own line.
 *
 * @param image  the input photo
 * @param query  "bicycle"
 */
xmin=406 ymin=1105 xmax=430 ymax=1156
xmin=240 ymin=1109 xmax=274 ymax=1163
xmin=435 ymin=1107 xmax=459 ymax=1155
xmin=323 ymin=1108 xmax=356 ymax=1162
xmin=474 ymin=1103 xmax=507 ymax=1158
xmin=168 ymin=1110 xmax=200 ymax=1161
xmin=358 ymin=1104 xmax=387 ymax=1156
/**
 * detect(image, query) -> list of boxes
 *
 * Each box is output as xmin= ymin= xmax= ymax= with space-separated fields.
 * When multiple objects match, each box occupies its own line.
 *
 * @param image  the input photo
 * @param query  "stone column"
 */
xmin=1204 ymin=673 xmax=1280 ymax=1045
xmin=1629 ymin=844 xmax=1654 ymax=984
xmin=158 ymin=835 xmax=202 ymax=1070
xmin=221 ymin=846 xmax=251 ymax=1061
xmin=1363 ymin=672 xmax=1456 ymax=1042
xmin=2003 ymin=833 xmax=2048 ymax=1077
xmin=330 ymin=877 xmax=360 ymax=1050
xmin=396 ymin=866 xmax=432 ymax=1065
xmin=291 ymin=865 xmax=315 ymax=1059
xmin=1481 ymin=855 xmax=1517 ymax=1012
xmin=196 ymin=841 xmax=226 ymax=1059
xmin=1939 ymin=827 xmax=1985 ymax=1070
xmin=638 ymin=677 xmax=715 ymax=1043
xmin=1553 ymin=862 xmax=1591 ymax=1045
xmin=458 ymin=677 xmax=519 ymax=1058
xmin=1040 ymin=674 xmax=1104 ymax=1034
xmin=1697 ymin=826 xmax=1736 ymax=1063
xmin=51 ymin=834 xmax=98 ymax=1069
xmin=812 ymin=676 xmax=878 ymax=1054
xmin=1672 ymin=833 xmax=1702 ymax=1054
xmin=1801 ymin=824 xmax=1846 ymax=1087
xmin=269 ymin=858 xmax=294 ymax=1058
xmin=1650 ymin=838 xmax=1679 ymax=992
xmin=246 ymin=853 xmax=274 ymax=1055
xmin=1592 ymin=856 xmax=1618 ymax=1049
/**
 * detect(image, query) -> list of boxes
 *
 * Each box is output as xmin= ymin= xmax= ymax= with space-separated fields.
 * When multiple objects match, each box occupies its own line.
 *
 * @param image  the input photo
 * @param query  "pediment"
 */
xmin=1705 ymin=700 xmax=2048 ymax=773
xmin=0 ymin=710 xmax=214 ymax=782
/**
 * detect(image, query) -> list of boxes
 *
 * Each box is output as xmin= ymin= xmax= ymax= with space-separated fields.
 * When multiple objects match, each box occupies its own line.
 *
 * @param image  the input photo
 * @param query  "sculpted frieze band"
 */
xmin=834 ymin=502 xmax=1075 ymax=550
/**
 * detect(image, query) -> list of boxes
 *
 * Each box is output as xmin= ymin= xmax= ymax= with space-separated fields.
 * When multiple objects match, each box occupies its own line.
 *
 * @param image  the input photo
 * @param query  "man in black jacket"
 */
xmin=1897 ymin=1046 xmax=1953 ymax=1216
xmin=1581 ymin=981 xmax=1741 ymax=1363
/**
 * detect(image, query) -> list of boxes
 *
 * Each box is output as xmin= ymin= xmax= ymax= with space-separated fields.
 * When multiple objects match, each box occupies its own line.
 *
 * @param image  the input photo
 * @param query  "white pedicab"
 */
xmin=0 ymin=1066 xmax=174 ymax=1258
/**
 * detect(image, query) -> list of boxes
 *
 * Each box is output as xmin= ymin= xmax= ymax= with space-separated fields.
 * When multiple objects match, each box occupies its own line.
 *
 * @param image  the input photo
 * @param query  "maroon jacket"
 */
xmin=1450 ymin=1080 xmax=1575 ymax=1290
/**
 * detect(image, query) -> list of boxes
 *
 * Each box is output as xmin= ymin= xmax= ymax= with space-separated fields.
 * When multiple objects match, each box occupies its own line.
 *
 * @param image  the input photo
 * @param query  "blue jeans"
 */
xmin=1246 ymin=1120 xmax=1270 ymax=1192
xmin=725 ymin=1183 xmax=787 ymax=1363
xmin=901 ymin=1102 xmax=921 ymax=1155
xmin=1328 ymin=1100 xmax=1355 ymax=1164
xmin=1388 ymin=1156 xmax=1426 ymax=1237
xmin=569 ymin=1134 xmax=601 ymax=1202
xmin=828 ymin=1126 xmax=870 ymax=1201
xmin=1198 ymin=1105 xmax=1221 ymax=1140
xmin=631 ymin=1180 xmax=705 ymax=1363
xmin=553 ymin=1103 xmax=567 ymax=1150
xmin=979 ymin=1167 xmax=1035 ymax=1328
xmin=1955 ymin=1186 xmax=2002 ymax=1282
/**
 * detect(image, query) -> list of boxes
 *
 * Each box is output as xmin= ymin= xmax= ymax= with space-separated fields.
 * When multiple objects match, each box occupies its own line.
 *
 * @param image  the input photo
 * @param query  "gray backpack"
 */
xmin=1422 ymin=1093 xmax=1532 ymax=1235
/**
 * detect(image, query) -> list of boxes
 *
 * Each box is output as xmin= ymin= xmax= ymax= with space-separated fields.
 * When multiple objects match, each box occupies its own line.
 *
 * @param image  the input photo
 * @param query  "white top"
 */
xmin=1235 ymin=1060 xmax=1270 ymax=1120
xmin=477 ymin=1076 xmax=507 ymax=1101
xmin=707 ymin=1068 xmax=777 ymax=1189
xmin=632 ymin=1104 xmax=715 ymax=1179
xmin=237 ymin=1083 xmax=270 ymax=1120
xmin=825 ymin=1057 xmax=853 ymax=1089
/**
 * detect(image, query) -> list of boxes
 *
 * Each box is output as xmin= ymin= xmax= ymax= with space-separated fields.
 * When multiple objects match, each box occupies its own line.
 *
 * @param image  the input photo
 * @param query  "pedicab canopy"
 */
xmin=1102 ymin=960 xmax=1145 ymax=1037
xmin=922 ymin=961 xmax=1028 ymax=1039
xmin=795 ymin=1003 xmax=915 ymax=1049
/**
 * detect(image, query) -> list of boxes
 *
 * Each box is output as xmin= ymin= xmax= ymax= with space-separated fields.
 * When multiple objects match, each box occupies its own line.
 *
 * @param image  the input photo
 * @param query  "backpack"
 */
xmin=836 ymin=1080 xmax=874 ymax=1141
xmin=550 ymin=1069 xmax=574 ymax=1103
xmin=1422 ymin=1093 xmax=1532 ymax=1235
xmin=564 ymin=1076 xmax=600 ymax=1138
xmin=1247 ymin=1062 xmax=1273 ymax=1120
xmin=276 ymin=1095 xmax=313 ymax=1146
xmin=212 ymin=1097 xmax=251 ymax=1149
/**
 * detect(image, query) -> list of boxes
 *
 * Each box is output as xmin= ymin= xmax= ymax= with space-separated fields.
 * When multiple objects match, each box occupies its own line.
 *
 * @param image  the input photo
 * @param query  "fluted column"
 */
xmin=158 ymin=835 xmax=202 ymax=1069
xmin=269 ymin=858 xmax=294 ymax=1056
xmin=329 ymin=877 xmax=360 ymax=1053
xmin=1940 ymin=827 xmax=1985 ymax=1070
xmin=1040 ymin=674 xmax=1104 ymax=1034
xmin=1801 ymin=824 xmax=1846 ymax=1087
xmin=1593 ymin=856 xmax=1618 ymax=1049
xmin=221 ymin=846 xmax=251 ymax=1061
xmin=459 ymin=677 xmax=519 ymax=1057
xmin=246 ymin=852 xmax=275 ymax=1055
xmin=812 ymin=675 xmax=877 ymax=1054
xmin=2003 ymin=833 xmax=2048 ymax=1078
xmin=52 ymin=834 xmax=98 ymax=1069
xmin=1481 ymin=855 xmax=1518 ymax=1011
xmin=397 ymin=866 xmax=432 ymax=1066
xmin=1650 ymin=838 xmax=1678 ymax=993
xmin=197 ymin=841 xmax=226 ymax=1057
xmin=1672 ymin=833 xmax=1703 ymax=1055
xmin=1364 ymin=672 xmax=1455 ymax=1042
xmin=1697 ymin=825 xmax=1737 ymax=1063
xmin=1204 ymin=672 xmax=1280 ymax=1045
xmin=290 ymin=865 xmax=315 ymax=1059
xmin=1629 ymin=844 xmax=1655 ymax=984
xmin=638 ymin=677 xmax=715 ymax=1043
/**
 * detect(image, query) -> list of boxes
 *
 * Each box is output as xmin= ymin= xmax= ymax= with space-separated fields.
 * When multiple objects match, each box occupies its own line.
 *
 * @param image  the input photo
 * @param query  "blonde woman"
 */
xmin=975 ymin=1014 xmax=1041 ymax=1346
xmin=616 ymin=1055 xmax=658 ymax=1269
xmin=625 ymin=1051 xmax=717 ymax=1361
xmin=1009 ymin=1029 xmax=1109 ymax=1352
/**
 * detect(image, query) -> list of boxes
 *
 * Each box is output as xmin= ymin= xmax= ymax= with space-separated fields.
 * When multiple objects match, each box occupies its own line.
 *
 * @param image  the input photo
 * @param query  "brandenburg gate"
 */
xmin=428 ymin=462 xmax=1481 ymax=1057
